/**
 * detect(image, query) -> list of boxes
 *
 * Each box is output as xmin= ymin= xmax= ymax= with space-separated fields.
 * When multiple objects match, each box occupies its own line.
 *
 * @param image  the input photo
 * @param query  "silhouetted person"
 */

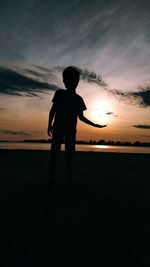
xmin=47 ymin=66 xmax=107 ymax=187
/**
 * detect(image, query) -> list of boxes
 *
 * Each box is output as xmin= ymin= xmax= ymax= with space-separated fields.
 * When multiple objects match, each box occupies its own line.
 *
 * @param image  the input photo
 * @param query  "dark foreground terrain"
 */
xmin=0 ymin=149 xmax=150 ymax=266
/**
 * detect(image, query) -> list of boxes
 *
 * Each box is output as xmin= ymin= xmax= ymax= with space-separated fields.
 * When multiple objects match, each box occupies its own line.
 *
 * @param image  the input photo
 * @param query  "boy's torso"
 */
xmin=53 ymin=89 xmax=86 ymax=132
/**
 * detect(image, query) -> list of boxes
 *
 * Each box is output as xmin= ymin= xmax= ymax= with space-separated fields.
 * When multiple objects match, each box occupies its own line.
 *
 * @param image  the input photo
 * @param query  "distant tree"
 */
xmin=97 ymin=139 xmax=105 ymax=145
xmin=133 ymin=141 xmax=141 ymax=146
xmin=116 ymin=141 xmax=121 ymax=146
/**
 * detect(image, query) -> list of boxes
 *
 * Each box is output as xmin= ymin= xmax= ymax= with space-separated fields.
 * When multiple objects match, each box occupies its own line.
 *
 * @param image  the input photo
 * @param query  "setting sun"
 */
xmin=90 ymin=100 xmax=114 ymax=124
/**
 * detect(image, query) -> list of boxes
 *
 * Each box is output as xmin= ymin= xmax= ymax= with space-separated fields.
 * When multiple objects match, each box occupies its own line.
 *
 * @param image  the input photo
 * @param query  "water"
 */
xmin=0 ymin=142 xmax=150 ymax=154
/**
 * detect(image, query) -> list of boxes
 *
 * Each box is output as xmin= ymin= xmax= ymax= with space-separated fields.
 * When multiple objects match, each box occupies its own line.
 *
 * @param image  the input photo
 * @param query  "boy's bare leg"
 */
xmin=48 ymin=132 xmax=62 ymax=189
xmin=65 ymin=133 xmax=76 ymax=187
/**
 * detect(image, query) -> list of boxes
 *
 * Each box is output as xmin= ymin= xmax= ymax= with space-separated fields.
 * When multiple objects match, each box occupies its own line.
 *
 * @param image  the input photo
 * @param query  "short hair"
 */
xmin=62 ymin=66 xmax=80 ymax=81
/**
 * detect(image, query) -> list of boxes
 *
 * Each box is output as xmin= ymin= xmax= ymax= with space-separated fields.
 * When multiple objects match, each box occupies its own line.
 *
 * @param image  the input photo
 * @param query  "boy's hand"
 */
xmin=47 ymin=125 xmax=53 ymax=137
xmin=94 ymin=124 xmax=107 ymax=128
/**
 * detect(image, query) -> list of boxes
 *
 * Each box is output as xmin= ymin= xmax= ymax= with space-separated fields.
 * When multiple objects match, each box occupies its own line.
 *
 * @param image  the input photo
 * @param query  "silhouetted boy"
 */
xmin=47 ymin=66 xmax=107 ymax=187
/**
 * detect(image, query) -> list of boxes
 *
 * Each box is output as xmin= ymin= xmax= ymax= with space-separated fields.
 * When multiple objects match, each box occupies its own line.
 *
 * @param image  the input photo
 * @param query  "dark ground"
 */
xmin=0 ymin=149 xmax=150 ymax=266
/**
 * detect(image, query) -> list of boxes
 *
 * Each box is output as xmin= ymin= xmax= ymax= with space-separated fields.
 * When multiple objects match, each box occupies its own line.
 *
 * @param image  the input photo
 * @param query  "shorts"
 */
xmin=51 ymin=128 xmax=76 ymax=156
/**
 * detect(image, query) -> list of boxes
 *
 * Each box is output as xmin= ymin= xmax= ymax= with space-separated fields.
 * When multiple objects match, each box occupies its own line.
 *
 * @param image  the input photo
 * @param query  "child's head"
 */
xmin=62 ymin=66 xmax=80 ymax=91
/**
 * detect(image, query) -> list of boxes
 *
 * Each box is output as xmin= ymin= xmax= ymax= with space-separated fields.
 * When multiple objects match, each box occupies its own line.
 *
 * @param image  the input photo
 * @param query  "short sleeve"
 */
xmin=78 ymin=97 xmax=87 ymax=112
xmin=52 ymin=90 xmax=60 ymax=103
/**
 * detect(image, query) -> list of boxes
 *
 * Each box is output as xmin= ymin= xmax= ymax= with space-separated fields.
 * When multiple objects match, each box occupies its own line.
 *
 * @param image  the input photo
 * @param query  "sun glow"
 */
xmin=90 ymin=100 xmax=114 ymax=124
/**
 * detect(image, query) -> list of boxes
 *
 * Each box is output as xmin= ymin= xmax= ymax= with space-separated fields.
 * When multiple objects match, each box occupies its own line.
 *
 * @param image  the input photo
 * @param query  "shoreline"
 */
xmin=0 ymin=148 xmax=150 ymax=155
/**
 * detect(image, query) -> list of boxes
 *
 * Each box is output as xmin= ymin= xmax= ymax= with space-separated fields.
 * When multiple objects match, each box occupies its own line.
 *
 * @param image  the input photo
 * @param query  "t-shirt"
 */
xmin=52 ymin=89 xmax=87 ymax=132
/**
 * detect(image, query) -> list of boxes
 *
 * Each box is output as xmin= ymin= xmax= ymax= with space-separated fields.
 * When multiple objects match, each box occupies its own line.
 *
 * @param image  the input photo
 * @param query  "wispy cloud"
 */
xmin=55 ymin=66 xmax=107 ymax=86
xmin=45 ymin=66 xmax=150 ymax=108
xmin=132 ymin=87 xmax=150 ymax=107
xmin=133 ymin=125 xmax=150 ymax=129
xmin=0 ymin=64 xmax=150 ymax=108
xmin=0 ymin=66 xmax=60 ymax=96
xmin=0 ymin=64 xmax=107 ymax=97
xmin=0 ymin=0 xmax=150 ymax=90
xmin=0 ymin=129 xmax=31 ymax=135
xmin=106 ymin=112 xmax=113 ymax=115
xmin=109 ymin=87 xmax=150 ymax=107
xmin=106 ymin=112 xmax=118 ymax=117
xmin=78 ymin=68 xmax=107 ymax=87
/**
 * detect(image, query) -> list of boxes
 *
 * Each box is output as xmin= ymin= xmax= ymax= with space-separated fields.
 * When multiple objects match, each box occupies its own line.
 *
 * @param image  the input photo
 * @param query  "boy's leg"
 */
xmin=65 ymin=132 xmax=76 ymax=186
xmin=49 ymin=131 xmax=63 ymax=186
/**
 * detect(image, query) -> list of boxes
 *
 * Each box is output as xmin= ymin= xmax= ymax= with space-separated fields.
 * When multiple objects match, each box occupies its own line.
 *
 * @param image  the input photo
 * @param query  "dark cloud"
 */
xmin=73 ymin=67 xmax=150 ymax=108
xmin=133 ymin=125 xmax=150 ymax=129
xmin=0 ymin=0 xmax=150 ymax=92
xmin=110 ymin=87 xmax=150 ymax=107
xmin=106 ymin=111 xmax=118 ymax=117
xmin=32 ymin=65 xmax=52 ymax=73
xmin=0 ymin=66 xmax=61 ymax=96
xmin=106 ymin=112 xmax=113 ymax=115
xmin=76 ymin=67 xmax=107 ymax=87
xmin=0 ymin=64 xmax=150 ymax=108
xmin=24 ymin=69 xmax=47 ymax=78
xmin=76 ymin=68 xmax=150 ymax=108
xmin=55 ymin=65 xmax=107 ymax=86
xmin=0 ymin=64 xmax=107 ymax=97
xmin=25 ymin=65 xmax=56 ymax=80
xmin=132 ymin=87 xmax=150 ymax=107
xmin=0 ymin=129 xmax=31 ymax=136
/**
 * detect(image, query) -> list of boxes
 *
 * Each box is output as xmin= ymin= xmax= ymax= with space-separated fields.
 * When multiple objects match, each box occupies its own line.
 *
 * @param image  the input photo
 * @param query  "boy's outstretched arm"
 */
xmin=47 ymin=103 xmax=56 ymax=136
xmin=78 ymin=111 xmax=107 ymax=128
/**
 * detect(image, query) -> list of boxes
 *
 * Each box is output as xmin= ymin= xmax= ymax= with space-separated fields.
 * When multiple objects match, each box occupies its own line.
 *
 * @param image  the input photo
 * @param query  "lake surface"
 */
xmin=0 ymin=142 xmax=150 ymax=154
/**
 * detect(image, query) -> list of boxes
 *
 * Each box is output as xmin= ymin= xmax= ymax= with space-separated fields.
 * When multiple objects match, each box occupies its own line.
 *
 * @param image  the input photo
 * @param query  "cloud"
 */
xmin=0 ymin=129 xmax=31 ymax=135
xmin=110 ymin=87 xmax=150 ymax=107
xmin=0 ymin=65 xmax=61 ymax=96
xmin=106 ymin=111 xmax=118 ymax=117
xmin=0 ymin=64 xmax=150 ymax=108
xmin=31 ymin=65 xmax=53 ymax=73
xmin=25 ymin=65 xmax=56 ymax=80
xmin=0 ymin=64 xmax=107 ymax=97
xmin=76 ymin=67 xmax=107 ymax=87
xmin=0 ymin=0 xmax=150 ymax=93
xmin=132 ymin=87 xmax=150 ymax=107
xmin=58 ymin=66 xmax=150 ymax=108
xmin=133 ymin=125 xmax=150 ymax=129
xmin=55 ymin=65 xmax=107 ymax=86
xmin=106 ymin=112 xmax=113 ymax=115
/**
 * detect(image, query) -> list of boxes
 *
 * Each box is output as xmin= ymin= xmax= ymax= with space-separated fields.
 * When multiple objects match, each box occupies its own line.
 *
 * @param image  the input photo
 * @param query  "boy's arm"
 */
xmin=47 ymin=103 xmax=56 ymax=136
xmin=78 ymin=111 xmax=107 ymax=128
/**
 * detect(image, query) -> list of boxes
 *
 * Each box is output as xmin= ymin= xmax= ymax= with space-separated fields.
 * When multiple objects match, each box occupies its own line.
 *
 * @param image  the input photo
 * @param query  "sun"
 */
xmin=90 ymin=100 xmax=113 ymax=124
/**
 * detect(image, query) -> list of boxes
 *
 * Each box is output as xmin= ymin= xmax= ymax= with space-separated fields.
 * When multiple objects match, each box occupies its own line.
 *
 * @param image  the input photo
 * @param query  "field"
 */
xmin=0 ymin=149 xmax=150 ymax=266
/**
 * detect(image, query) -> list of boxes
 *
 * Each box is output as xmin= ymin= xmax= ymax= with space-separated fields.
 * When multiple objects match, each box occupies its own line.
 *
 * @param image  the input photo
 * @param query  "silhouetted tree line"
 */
xmin=0 ymin=139 xmax=149 ymax=147
xmin=20 ymin=139 xmax=150 ymax=147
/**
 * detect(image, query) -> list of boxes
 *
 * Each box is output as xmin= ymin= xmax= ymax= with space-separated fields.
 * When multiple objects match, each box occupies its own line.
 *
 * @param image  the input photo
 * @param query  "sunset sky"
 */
xmin=0 ymin=0 xmax=150 ymax=142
